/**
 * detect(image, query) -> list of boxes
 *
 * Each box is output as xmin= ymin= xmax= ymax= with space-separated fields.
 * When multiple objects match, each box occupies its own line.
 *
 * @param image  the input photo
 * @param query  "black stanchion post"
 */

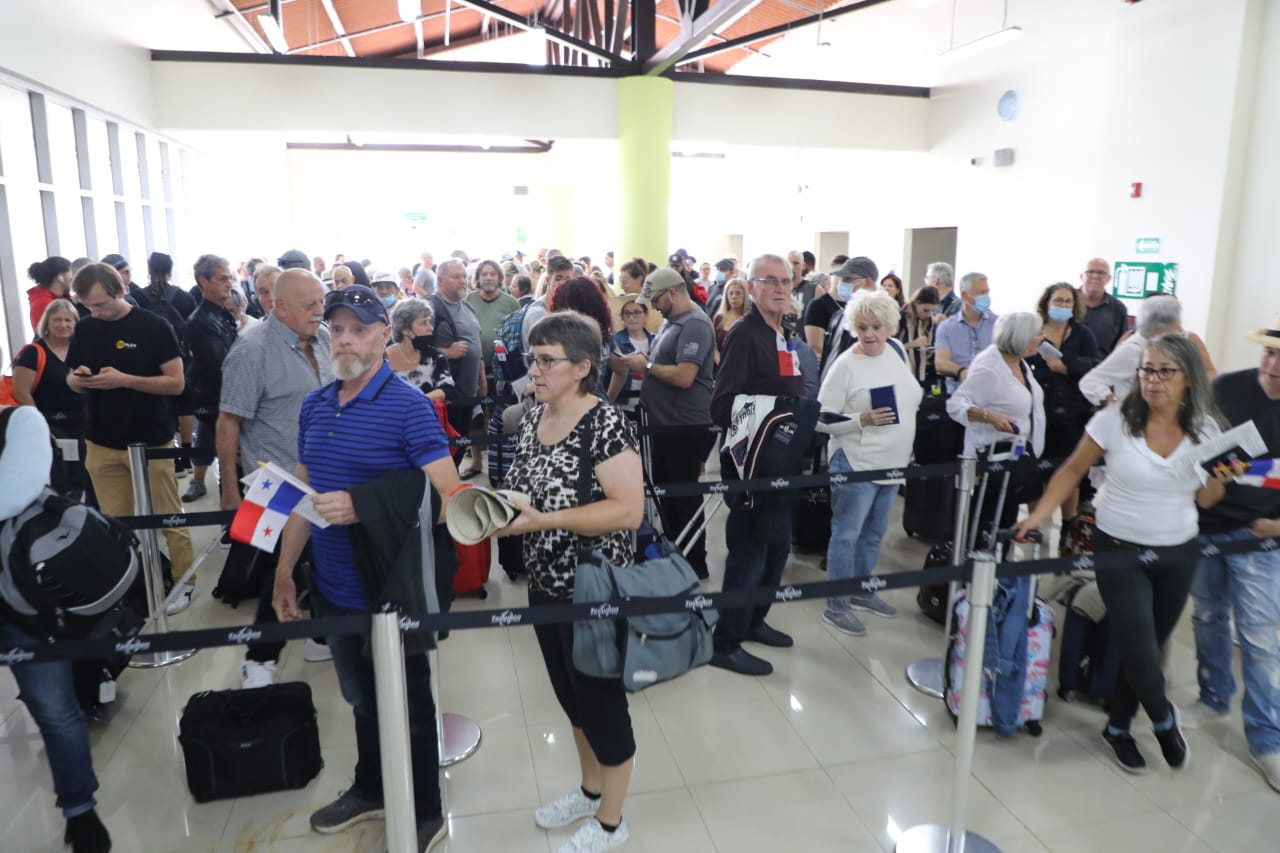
xmin=126 ymin=443 xmax=196 ymax=668
xmin=907 ymin=454 xmax=976 ymax=697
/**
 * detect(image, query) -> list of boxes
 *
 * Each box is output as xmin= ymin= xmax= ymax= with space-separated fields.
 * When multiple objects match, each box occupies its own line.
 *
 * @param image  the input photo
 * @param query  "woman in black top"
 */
xmin=13 ymin=298 xmax=91 ymax=500
xmin=1028 ymin=282 xmax=1102 ymax=523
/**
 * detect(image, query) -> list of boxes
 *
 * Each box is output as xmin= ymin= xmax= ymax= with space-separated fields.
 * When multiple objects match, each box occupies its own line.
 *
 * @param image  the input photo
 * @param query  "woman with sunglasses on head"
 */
xmin=606 ymin=298 xmax=654 ymax=418
xmin=1017 ymin=334 xmax=1240 ymax=775
xmin=496 ymin=311 xmax=643 ymax=852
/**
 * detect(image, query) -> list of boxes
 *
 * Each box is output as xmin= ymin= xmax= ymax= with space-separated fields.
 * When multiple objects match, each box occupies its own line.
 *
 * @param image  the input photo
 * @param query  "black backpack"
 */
xmin=0 ymin=408 xmax=140 ymax=640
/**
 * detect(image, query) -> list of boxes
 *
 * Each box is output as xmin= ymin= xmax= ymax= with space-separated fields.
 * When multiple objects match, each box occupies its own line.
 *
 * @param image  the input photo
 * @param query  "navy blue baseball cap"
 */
xmin=323 ymin=284 xmax=389 ymax=325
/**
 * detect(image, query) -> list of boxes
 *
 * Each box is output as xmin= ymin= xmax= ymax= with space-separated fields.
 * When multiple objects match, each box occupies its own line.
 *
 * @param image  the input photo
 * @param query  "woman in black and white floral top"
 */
xmin=497 ymin=310 xmax=643 ymax=853
xmin=386 ymin=298 xmax=456 ymax=402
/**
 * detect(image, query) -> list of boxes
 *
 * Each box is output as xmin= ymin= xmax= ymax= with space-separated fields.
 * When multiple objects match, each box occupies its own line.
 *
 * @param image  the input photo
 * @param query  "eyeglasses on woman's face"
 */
xmin=1137 ymin=365 xmax=1182 ymax=382
xmin=524 ymin=353 xmax=575 ymax=371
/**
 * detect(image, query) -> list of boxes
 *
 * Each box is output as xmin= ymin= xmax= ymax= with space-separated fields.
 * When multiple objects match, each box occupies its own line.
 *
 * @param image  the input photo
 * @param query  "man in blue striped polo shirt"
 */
xmin=271 ymin=284 xmax=461 ymax=853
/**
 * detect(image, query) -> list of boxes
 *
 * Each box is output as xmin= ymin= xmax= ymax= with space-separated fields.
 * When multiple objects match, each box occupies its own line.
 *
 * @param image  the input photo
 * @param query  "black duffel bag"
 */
xmin=179 ymin=682 xmax=323 ymax=802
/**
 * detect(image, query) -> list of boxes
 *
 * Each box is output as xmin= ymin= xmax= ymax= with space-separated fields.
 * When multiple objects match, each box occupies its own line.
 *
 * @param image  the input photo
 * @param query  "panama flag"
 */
xmin=776 ymin=332 xmax=801 ymax=377
xmin=230 ymin=463 xmax=313 ymax=551
xmin=1237 ymin=459 xmax=1280 ymax=490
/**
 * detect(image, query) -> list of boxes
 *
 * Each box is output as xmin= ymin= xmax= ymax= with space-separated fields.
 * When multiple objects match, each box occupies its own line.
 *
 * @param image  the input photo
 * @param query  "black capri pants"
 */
xmin=530 ymin=591 xmax=635 ymax=767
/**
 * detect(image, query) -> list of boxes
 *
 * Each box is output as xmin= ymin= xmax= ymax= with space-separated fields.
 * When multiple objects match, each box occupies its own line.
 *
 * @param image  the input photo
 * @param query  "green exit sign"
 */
xmin=1135 ymin=237 xmax=1160 ymax=254
xmin=403 ymin=212 xmax=428 ymax=221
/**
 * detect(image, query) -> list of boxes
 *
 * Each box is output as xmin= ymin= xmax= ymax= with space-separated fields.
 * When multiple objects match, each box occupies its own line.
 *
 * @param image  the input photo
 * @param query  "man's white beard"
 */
xmin=331 ymin=352 xmax=378 ymax=381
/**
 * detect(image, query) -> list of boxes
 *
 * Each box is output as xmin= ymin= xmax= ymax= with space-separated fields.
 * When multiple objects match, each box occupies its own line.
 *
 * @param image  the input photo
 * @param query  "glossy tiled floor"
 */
xmin=1 ymin=473 xmax=1274 ymax=853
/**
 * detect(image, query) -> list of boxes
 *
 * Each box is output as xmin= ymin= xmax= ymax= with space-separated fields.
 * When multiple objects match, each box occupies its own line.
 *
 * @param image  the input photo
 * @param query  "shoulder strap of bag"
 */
xmin=574 ymin=409 xmax=596 ymax=559
xmin=0 ymin=405 xmax=16 ymax=457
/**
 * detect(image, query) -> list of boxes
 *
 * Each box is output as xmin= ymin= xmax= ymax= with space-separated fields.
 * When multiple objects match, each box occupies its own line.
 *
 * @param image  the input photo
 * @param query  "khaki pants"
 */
xmin=85 ymin=441 xmax=194 ymax=583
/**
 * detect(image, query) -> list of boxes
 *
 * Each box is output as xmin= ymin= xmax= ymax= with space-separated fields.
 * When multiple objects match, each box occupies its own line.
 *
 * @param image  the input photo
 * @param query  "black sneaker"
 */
xmin=1154 ymin=706 xmax=1190 ymax=770
xmin=408 ymin=813 xmax=448 ymax=853
xmin=64 ymin=808 xmax=111 ymax=853
xmin=310 ymin=788 xmax=384 ymax=834
xmin=1102 ymin=728 xmax=1148 ymax=775
xmin=746 ymin=622 xmax=794 ymax=648
xmin=710 ymin=647 xmax=773 ymax=676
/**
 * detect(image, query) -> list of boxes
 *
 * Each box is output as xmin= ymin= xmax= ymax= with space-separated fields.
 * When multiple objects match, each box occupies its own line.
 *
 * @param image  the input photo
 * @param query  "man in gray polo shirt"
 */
xmin=429 ymin=259 xmax=486 ymax=474
xmin=622 ymin=267 xmax=717 ymax=579
xmin=217 ymin=268 xmax=333 ymax=687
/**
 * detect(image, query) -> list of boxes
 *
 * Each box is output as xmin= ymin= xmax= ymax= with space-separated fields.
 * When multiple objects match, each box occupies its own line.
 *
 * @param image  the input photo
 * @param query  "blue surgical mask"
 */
xmin=837 ymin=282 xmax=854 ymax=302
xmin=381 ymin=295 xmax=397 ymax=308
xmin=1047 ymin=306 xmax=1072 ymax=324
xmin=972 ymin=294 xmax=991 ymax=314
xmin=714 ymin=271 xmax=726 ymax=283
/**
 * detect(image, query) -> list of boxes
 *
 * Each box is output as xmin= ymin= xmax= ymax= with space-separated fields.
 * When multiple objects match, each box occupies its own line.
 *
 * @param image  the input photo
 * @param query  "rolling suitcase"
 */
xmin=1056 ymin=584 xmax=1121 ymax=706
xmin=916 ymin=541 xmax=953 ymax=626
xmin=453 ymin=538 xmax=491 ymax=599
xmin=943 ymin=534 xmax=1053 ymax=737
xmin=211 ymin=540 xmax=272 ymax=608
xmin=903 ymin=476 xmax=955 ymax=542
xmin=178 ymin=682 xmax=323 ymax=802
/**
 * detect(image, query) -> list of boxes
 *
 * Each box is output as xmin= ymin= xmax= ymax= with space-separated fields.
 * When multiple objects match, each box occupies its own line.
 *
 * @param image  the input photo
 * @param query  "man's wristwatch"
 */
xmin=645 ymin=361 xmax=654 ymax=376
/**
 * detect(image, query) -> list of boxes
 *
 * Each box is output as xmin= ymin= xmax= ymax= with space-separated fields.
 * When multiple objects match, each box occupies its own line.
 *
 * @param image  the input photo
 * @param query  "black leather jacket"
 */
xmin=186 ymin=299 xmax=239 ymax=415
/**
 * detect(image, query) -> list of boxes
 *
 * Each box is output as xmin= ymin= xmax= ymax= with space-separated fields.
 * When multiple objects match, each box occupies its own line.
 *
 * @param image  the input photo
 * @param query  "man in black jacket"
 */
xmin=183 ymin=254 xmax=239 ymax=503
xmin=708 ymin=254 xmax=808 ymax=676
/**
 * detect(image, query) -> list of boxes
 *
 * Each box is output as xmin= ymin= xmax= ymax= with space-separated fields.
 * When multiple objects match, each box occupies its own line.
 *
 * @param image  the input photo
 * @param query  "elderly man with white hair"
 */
xmin=1078 ymin=294 xmax=1211 ymax=406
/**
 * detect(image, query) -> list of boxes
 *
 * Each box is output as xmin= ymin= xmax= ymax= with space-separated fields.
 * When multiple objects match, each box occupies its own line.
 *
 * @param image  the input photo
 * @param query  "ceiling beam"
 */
xmin=677 ymin=0 xmax=893 ymax=66
xmin=206 ymin=0 xmax=272 ymax=53
xmin=450 ymin=0 xmax=623 ymax=64
xmin=643 ymin=0 xmax=762 ymax=74
xmin=317 ymin=0 xmax=355 ymax=56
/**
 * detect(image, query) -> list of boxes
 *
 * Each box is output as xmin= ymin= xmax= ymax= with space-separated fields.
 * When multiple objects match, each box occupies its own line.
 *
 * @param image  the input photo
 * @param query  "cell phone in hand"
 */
xmin=1037 ymin=339 xmax=1062 ymax=360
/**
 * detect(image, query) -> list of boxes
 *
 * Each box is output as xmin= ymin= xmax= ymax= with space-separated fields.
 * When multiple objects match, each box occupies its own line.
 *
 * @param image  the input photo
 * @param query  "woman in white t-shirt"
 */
xmin=1018 ymin=333 xmax=1240 ymax=776
xmin=817 ymin=291 xmax=923 ymax=637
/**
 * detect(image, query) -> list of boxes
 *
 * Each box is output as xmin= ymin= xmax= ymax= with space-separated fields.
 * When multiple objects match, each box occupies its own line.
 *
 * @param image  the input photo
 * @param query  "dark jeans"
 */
xmin=192 ymin=412 xmax=218 ymax=467
xmin=313 ymin=592 xmax=442 ymax=819
xmin=713 ymin=501 xmax=792 ymax=654
xmin=1093 ymin=529 xmax=1200 ymax=731
xmin=0 ymin=621 xmax=98 ymax=817
xmin=647 ymin=431 xmax=713 ymax=577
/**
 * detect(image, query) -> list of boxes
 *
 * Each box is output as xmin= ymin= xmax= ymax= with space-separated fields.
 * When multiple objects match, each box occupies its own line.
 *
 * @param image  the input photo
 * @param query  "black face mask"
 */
xmin=412 ymin=334 xmax=436 ymax=354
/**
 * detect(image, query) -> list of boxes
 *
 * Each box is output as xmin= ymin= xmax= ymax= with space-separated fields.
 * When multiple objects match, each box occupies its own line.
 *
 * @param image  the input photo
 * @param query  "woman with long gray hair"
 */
xmin=1018 ymin=333 xmax=1240 ymax=775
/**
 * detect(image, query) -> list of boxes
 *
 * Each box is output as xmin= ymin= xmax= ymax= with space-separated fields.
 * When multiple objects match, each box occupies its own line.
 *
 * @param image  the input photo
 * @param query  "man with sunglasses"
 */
xmin=708 ymin=254 xmax=808 ymax=676
xmin=271 ymin=284 xmax=461 ymax=852
xmin=627 ymin=267 xmax=717 ymax=580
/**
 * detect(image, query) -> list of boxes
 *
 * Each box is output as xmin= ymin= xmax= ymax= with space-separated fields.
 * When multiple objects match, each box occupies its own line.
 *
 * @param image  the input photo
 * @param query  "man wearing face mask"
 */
xmin=934 ymin=272 xmax=997 ymax=394
xmin=805 ymin=256 xmax=878 ymax=361
xmin=372 ymin=273 xmax=402 ymax=312
xmin=703 ymin=258 xmax=736 ymax=319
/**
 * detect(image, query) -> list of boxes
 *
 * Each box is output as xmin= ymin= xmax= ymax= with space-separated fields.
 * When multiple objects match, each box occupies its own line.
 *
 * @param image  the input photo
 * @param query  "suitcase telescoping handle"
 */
xmin=996 ymin=528 xmax=1043 ymax=623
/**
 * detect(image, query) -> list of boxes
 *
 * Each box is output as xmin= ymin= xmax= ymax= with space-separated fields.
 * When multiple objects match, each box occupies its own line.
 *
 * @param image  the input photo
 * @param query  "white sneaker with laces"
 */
xmin=1180 ymin=700 xmax=1230 ymax=729
xmin=534 ymin=788 xmax=599 ymax=829
xmin=240 ymin=659 xmax=277 ymax=689
xmin=165 ymin=584 xmax=199 ymax=616
xmin=557 ymin=817 xmax=629 ymax=852
xmin=304 ymin=639 xmax=333 ymax=662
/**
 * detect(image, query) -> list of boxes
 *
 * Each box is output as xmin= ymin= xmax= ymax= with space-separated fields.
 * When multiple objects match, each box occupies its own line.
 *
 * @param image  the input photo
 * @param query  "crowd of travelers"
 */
xmin=3 ymin=242 xmax=1279 ymax=853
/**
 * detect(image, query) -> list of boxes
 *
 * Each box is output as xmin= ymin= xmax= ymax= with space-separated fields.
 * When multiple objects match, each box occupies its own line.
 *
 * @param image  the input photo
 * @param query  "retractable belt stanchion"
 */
xmin=897 ymin=541 xmax=1003 ymax=853
xmin=372 ymin=610 xmax=419 ymax=853
xmin=907 ymin=454 xmax=976 ymax=698
xmin=434 ymin=640 xmax=482 ymax=766
xmin=126 ymin=443 xmax=196 ymax=668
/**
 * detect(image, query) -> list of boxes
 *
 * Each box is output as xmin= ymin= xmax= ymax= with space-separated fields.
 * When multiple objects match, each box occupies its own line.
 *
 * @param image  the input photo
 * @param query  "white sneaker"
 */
xmin=1180 ymin=700 xmax=1230 ymax=729
xmin=165 ymin=584 xmax=199 ymax=616
xmin=1252 ymin=753 xmax=1280 ymax=793
xmin=240 ymin=659 xmax=277 ymax=689
xmin=557 ymin=817 xmax=628 ymax=852
xmin=535 ymin=788 xmax=599 ymax=829
xmin=304 ymin=639 xmax=333 ymax=662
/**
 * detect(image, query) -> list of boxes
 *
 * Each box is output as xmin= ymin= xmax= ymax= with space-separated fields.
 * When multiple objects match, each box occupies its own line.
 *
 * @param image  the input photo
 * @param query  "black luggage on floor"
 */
xmin=498 ymin=532 xmax=525 ymax=580
xmin=212 ymin=540 xmax=272 ymax=608
xmin=179 ymin=682 xmax=323 ymax=802
xmin=916 ymin=541 xmax=953 ymax=625
xmin=903 ymin=476 xmax=956 ymax=542
xmin=72 ymin=603 xmax=146 ymax=720
xmin=1056 ymin=589 xmax=1121 ymax=706
xmin=793 ymin=485 xmax=832 ymax=553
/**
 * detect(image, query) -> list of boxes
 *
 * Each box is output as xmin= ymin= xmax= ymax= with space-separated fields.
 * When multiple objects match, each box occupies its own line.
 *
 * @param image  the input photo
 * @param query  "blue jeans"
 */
xmin=0 ymin=622 xmax=98 ymax=817
xmin=313 ymin=594 xmax=442 ymax=819
xmin=824 ymin=450 xmax=897 ymax=610
xmin=1192 ymin=529 xmax=1280 ymax=756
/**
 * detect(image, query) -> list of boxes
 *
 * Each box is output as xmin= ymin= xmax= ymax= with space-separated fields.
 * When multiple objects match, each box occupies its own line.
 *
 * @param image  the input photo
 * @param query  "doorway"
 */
xmin=903 ymin=227 xmax=958 ymax=295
